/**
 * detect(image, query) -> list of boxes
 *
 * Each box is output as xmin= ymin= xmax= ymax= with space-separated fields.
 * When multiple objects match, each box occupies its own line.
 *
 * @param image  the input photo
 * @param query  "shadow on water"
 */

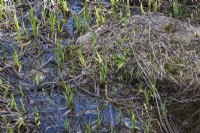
xmin=168 ymin=102 xmax=200 ymax=133
xmin=12 ymin=85 xmax=142 ymax=132
xmin=29 ymin=89 xmax=141 ymax=132
xmin=65 ymin=1 xmax=82 ymax=37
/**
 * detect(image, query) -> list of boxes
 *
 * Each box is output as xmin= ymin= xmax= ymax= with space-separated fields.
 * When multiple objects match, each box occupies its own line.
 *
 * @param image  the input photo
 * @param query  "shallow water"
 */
xmin=15 ymin=87 xmax=141 ymax=132
xmin=0 ymin=1 xmax=142 ymax=132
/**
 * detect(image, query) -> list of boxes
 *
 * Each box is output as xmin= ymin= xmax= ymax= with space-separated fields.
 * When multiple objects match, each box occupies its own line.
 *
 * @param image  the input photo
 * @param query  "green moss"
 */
xmin=163 ymin=23 xmax=177 ymax=33
xmin=164 ymin=63 xmax=179 ymax=75
xmin=173 ymin=58 xmax=184 ymax=65
xmin=164 ymin=58 xmax=184 ymax=75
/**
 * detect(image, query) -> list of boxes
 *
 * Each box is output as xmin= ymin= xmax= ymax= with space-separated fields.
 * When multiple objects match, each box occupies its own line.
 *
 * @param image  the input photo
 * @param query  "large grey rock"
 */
xmin=75 ymin=14 xmax=200 ymax=48
xmin=129 ymin=14 xmax=200 ymax=44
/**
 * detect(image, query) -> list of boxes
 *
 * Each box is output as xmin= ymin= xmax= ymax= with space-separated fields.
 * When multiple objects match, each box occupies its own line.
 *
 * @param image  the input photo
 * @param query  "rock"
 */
xmin=75 ymin=14 xmax=200 ymax=50
xmin=75 ymin=31 xmax=96 ymax=45
xmin=130 ymin=14 xmax=200 ymax=44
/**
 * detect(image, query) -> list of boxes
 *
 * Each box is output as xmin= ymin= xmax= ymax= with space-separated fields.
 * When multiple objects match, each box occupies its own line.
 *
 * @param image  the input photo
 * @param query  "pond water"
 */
xmin=0 ymin=1 xmax=143 ymax=132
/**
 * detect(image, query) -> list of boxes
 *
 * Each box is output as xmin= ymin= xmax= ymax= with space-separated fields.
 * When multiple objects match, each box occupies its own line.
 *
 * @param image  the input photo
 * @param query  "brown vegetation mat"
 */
xmin=76 ymin=13 xmax=200 ymax=132
xmin=86 ymin=13 xmax=200 ymax=97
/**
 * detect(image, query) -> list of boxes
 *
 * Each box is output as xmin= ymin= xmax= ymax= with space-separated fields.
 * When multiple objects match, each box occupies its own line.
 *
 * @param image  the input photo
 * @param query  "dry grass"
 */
xmin=75 ymin=14 xmax=200 ymax=132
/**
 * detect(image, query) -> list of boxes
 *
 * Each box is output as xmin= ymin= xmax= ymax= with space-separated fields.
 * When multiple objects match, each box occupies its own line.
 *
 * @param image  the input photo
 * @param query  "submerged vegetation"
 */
xmin=0 ymin=0 xmax=200 ymax=132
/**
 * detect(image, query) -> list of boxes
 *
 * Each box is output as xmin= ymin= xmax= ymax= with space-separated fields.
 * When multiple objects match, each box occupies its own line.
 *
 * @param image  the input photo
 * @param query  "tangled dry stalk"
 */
xmin=90 ymin=13 xmax=200 ymax=95
xmin=76 ymin=13 xmax=200 ymax=132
